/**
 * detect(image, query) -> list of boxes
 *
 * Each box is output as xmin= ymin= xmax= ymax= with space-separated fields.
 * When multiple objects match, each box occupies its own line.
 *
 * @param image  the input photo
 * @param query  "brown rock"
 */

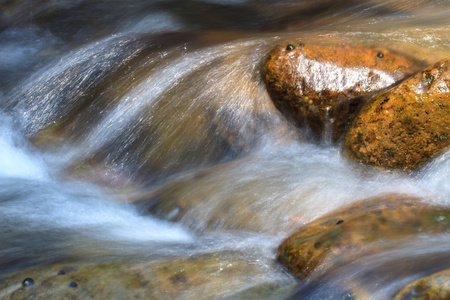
xmin=0 ymin=253 xmax=294 ymax=299
xmin=394 ymin=269 xmax=450 ymax=300
xmin=28 ymin=34 xmax=289 ymax=187
xmin=265 ymin=42 xmax=419 ymax=141
xmin=344 ymin=57 xmax=450 ymax=171
xmin=277 ymin=194 xmax=450 ymax=280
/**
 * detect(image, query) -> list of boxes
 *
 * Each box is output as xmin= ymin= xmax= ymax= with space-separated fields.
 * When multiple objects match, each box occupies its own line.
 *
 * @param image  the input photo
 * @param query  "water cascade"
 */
xmin=0 ymin=1 xmax=449 ymax=299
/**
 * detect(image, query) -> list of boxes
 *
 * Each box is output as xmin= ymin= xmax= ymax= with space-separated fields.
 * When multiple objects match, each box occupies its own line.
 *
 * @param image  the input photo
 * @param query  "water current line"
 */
xmin=14 ymin=34 xmax=145 ymax=136
xmin=72 ymin=40 xmax=264 ymax=159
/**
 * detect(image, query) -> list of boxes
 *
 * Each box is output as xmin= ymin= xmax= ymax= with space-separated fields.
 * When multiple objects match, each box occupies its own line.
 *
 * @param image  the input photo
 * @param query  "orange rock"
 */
xmin=265 ymin=42 xmax=419 ymax=141
xmin=277 ymin=194 xmax=450 ymax=280
xmin=344 ymin=57 xmax=450 ymax=171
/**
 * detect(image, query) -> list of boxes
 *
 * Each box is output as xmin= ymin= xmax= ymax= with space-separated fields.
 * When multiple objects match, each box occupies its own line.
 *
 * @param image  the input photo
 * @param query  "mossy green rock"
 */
xmin=265 ymin=42 xmax=419 ymax=140
xmin=345 ymin=57 xmax=450 ymax=171
xmin=394 ymin=269 xmax=450 ymax=300
xmin=278 ymin=194 xmax=450 ymax=280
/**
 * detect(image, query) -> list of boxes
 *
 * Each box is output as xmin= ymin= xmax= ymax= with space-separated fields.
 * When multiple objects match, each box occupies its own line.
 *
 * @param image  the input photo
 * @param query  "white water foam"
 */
xmin=0 ymin=178 xmax=192 ymax=243
xmin=0 ymin=118 xmax=48 ymax=180
xmin=0 ymin=117 xmax=192 ymax=257
xmin=417 ymin=149 xmax=450 ymax=206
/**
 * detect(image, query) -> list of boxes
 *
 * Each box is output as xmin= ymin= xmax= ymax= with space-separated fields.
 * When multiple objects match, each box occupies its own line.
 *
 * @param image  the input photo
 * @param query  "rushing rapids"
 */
xmin=0 ymin=1 xmax=450 ymax=299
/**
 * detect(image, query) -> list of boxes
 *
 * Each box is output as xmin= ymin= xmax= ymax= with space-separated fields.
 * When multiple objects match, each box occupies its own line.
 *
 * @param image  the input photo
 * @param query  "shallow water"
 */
xmin=0 ymin=1 xmax=450 ymax=299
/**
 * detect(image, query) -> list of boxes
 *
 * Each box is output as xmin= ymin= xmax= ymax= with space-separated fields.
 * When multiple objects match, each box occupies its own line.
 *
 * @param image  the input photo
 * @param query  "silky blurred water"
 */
xmin=0 ymin=1 xmax=450 ymax=299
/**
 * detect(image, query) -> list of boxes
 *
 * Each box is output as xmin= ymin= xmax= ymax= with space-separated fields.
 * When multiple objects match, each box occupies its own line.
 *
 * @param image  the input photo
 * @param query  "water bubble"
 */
xmin=22 ymin=278 xmax=34 ymax=287
xmin=286 ymin=44 xmax=295 ymax=51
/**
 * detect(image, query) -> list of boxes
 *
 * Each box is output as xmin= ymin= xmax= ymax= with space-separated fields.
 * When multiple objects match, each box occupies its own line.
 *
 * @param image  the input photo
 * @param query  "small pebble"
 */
xmin=69 ymin=281 xmax=78 ymax=288
xmin=22 ymin=278 xmax=34 ymax=287
xmin=336 ymin=220 xmax=344 ymax=225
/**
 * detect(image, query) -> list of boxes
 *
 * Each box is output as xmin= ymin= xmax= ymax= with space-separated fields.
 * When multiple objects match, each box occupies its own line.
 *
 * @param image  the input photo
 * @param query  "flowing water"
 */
xmin=0 ymin=1 xmax=450 ymax=299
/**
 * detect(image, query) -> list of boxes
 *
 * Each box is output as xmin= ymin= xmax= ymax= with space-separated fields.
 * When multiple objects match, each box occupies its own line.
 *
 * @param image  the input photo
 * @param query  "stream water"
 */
xmin=0 ymin=1 xmax=450 ymax=299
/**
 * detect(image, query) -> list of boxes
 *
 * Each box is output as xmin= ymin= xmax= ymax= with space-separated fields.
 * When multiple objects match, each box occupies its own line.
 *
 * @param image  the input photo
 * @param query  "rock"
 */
xmin=344 ymin=57 xmax=450 ymax=171
xmin=0 ymin=252 xmax=294 ymax=299
xmin=265 ymin=42 xmax=419 ymax=141
xmin=277 ymin=194 xmax=450 ymax=280
xmin=130 ymin=152 xmax=317 ymax=234
xmin=131 ymin=161 xmax=276 ymax=233
xmin=26 ymin=34 xmax=291 ymax=187
xmin=394 ymin=269 xmax=450 ymax=300
xmin=221 ymin=281 xmax=298 ymax=300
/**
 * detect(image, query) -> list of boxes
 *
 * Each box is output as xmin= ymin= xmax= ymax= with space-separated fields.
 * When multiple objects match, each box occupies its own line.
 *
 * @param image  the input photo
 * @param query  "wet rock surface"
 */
xmin=131 ymin=160 xmax=279 ymax=233
xmin=265 ymin=42 xmax=419 ymax=141
xmin=22 ymin=34 xmax=290 ymax=187
xmin=394 ymin=268 xmax=450 ymax=300
xmin=344 ymin=57 xmax=450 ymax=171
xmin=277 ymin=194 xmax=450 ymax=280
xmin=0 ymin=253 xmax=294 ymax=300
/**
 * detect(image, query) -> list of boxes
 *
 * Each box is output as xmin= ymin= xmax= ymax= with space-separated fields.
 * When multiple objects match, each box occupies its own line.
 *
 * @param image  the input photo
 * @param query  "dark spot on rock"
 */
xmin=170 ymin=272 xmax=189 ymax=285
xmin=336 ymin=220 xmax=344 ymax=225
xmin=70 ymin=281 xmax=78 ymax=288
xmin=22 ymin=278 xmax=34 ymax=287
xmin=380 ymin=98 xmax=389 ymax=106
xmin=314 ymin=241 xmax=322 ymax=249
xmin=425 ymin=111 xmax=429 ymax=114
xmin=377 ymin=52 xmax=384 ymax=58
xmin=377 ymin=217 xmax=387 ymax=223
xmin=58 ymin=266 xmax=78 ymax=274
xmin=411 ymin=221 xmax=422 ymax=228
xmin=286 ymin=44 xmax=295 ymax=51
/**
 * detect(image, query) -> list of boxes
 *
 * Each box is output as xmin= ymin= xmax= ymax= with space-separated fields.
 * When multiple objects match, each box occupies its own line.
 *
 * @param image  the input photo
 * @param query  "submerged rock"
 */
xmin=394 ymin=269 xmax=450 ymax=300
xmin=344 ymin=57 xmax=450 ymax=171
xmin=24 ymin=34 xmax=291 ymax=187
xmin=265 ymin=42 xmax=419 ymax=141
xmin=0 ymin=253 xmax=294 ymax=299
xmin=278 ymin=194 xmax=450 ymax=280
xmin=130 ymin=152 xmax=321 ymax=234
